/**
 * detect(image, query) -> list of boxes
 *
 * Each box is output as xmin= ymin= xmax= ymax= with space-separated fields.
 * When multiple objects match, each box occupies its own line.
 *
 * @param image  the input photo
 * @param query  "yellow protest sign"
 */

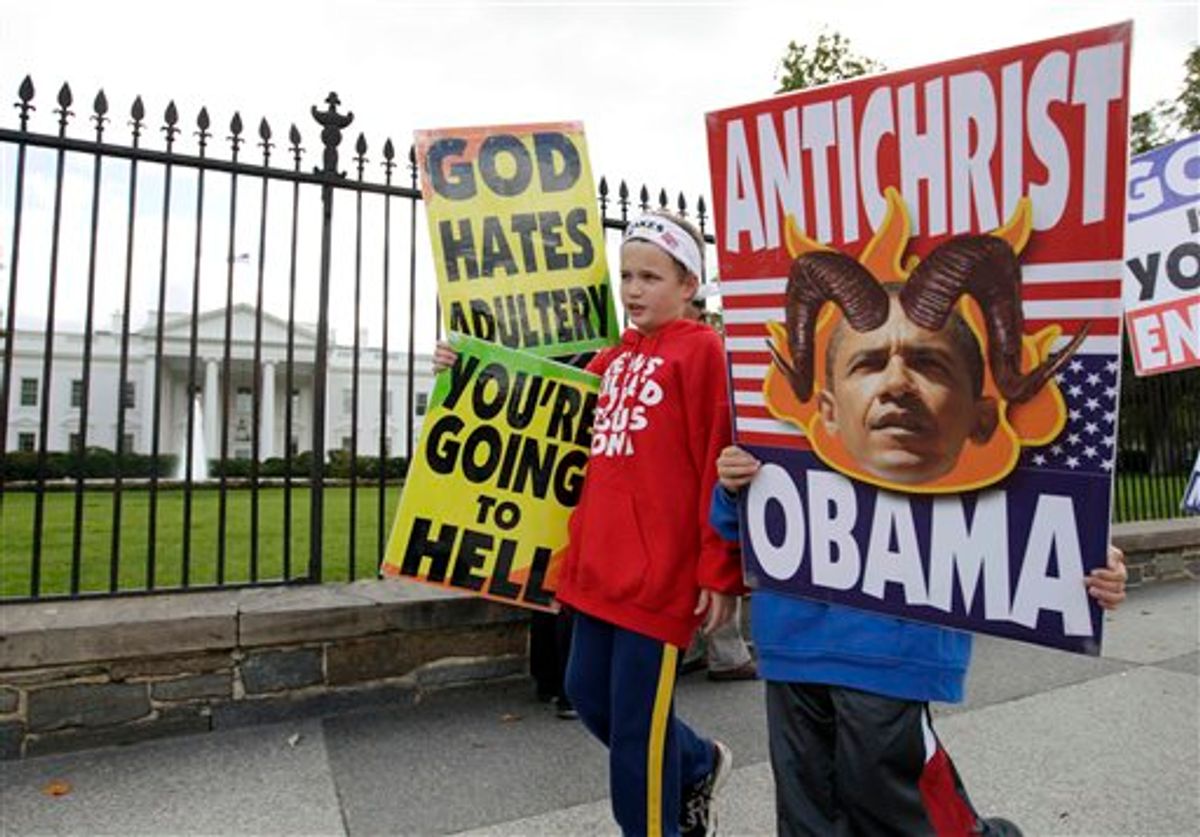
xmin=415 ymin=122 xmax=618 ymax=357
xmin=381 ymin=334 xmax=599 ymax=610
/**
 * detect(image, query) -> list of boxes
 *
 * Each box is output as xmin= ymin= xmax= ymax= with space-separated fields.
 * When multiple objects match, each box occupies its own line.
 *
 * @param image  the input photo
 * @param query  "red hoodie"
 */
xmin=555 ymin=318 xmax=745 ymax=648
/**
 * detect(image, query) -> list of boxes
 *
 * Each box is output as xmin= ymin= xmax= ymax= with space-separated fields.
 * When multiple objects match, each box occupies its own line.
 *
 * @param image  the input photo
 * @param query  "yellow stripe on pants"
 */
xmin=646 ymin=644 xmax=678 ymax=837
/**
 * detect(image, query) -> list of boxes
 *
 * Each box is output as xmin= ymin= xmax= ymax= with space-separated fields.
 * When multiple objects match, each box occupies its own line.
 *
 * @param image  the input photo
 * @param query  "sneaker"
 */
xmin=706 ymin=660 xmax=757 ymax=682
xmin=554 ymin=696 xmax=579 ymax=720
xmin=680 ymin=740 xmax=732 ymax=836
xmin=980 ymin=817 xmax=1023 ymax=836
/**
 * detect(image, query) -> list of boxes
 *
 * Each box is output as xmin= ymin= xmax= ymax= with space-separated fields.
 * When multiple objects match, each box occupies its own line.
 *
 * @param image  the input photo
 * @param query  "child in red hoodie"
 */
xmin=432 ymin=211 xmax=743 ymax=835
xmin=554 ymin=211 xmax=745 ymax=837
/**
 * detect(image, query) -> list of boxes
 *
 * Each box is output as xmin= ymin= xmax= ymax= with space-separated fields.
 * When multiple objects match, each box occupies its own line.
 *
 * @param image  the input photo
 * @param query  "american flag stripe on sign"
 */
xmin=723 ymin=259 xmax=1124 ymax=450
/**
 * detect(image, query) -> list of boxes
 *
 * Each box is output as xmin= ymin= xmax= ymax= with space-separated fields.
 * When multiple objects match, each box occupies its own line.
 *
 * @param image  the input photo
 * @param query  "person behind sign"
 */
xmin=712 ymin=444 xmax=1128 ymax=836
xmin=557 ymin=210 xmax=743 ymax=837
xmin=435 ymin=210 xmax=744 ymax=836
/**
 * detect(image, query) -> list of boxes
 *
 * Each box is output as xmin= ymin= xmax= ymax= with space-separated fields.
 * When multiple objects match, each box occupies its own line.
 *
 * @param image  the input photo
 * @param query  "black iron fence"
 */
xmin=0 ymin=79 xmax=718 ymax=603
xmin=0 ymin=79 xmax=1194 ymax=603
xmin=1113 ymin=364 xmax=1200 ymax=523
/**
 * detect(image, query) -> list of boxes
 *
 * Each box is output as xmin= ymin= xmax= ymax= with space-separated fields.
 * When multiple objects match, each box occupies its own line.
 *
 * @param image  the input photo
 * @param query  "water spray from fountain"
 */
xmin=175 ymin=394 xmax=209 ymax=481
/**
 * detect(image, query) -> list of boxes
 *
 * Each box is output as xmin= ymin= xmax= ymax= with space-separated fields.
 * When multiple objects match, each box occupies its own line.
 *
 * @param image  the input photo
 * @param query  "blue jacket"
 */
xmin=710 ymin=485 xmax=972 ymax=703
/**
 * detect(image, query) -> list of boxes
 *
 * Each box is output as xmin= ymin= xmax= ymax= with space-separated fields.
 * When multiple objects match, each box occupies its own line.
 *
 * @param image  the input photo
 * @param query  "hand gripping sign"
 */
xmin=382 ymin=334 xmax=599 ymax=610
xmin=706 ymin=22 xmax=1131 ymax=654
xmin=415 ymin=122 xmax=619 ymax=358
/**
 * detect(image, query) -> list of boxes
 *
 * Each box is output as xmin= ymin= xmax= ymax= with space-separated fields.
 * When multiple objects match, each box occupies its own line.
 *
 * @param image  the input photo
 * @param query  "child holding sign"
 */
xmin=555 ymin=211 xmax=743 ymax=837
xmin=433 ymin=210 xmax=742 ymax=837
xmin=712 ymin=444 xmax=1128 ymax=836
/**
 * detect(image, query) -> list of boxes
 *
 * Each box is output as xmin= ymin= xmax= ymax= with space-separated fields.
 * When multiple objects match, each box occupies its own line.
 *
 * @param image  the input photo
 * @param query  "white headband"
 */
xmin=623 ymin=214 xmax=703 ymax=280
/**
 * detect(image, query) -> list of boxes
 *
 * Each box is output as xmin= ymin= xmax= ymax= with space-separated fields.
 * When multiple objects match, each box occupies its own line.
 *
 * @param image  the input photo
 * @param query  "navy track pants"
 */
xmin=565 ymin=611 xmax=715 ymax=837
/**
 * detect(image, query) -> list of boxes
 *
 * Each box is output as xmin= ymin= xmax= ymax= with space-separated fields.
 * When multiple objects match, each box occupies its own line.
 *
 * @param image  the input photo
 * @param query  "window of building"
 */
xmin=69 ymin=433 xmax=83 ymax=453
xmin=415 ymin=392 xmax=429 ymax=416
xmin=71 ymin=379 xmax=84 ymax=408
xmin=20 ymin=378 xmax=37 ymax=407
xmin=342 ymin=388 xmax=354 ymax=413
xmin=236 ymin=386 xmax=252 ymax=414
xmin=291 ymin=388 xmax=301 ymax=416
xmin=341 ymin=436 xmax=354 ymax=452
xmin=120 ymin=434 xmax=135 ymax=454
xmin=17 ymin=432 xmax=35 ymax=452
xmin=121 ymin=381 xmax=136 ymax=409
xmin=386 ymin=389 xmax=393 ymax=416
xmin=289 ymin=437 xmax=299 ymax=457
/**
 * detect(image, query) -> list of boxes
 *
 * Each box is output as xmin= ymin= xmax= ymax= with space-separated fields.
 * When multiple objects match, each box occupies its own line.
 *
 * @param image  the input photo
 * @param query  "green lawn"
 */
xmin=1 ymin=484 xmax=403 ymax=599
xmin=1113 ymin=472 xmax=1194 ymax=523
xmin=1 ymin=472 xmax=1191 ymax=599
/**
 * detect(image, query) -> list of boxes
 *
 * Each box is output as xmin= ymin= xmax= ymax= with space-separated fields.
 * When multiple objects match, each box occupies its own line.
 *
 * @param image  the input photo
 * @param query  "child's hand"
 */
xmin=716 ymin=445 xmax=760 ymax=492
xmin=1085 ymin=544 xmax=1127 ymax=611
xmin=432 ymin=340 xmax=458 ymax=374
xmin=694 ymin=589 xmax=735 ymax=635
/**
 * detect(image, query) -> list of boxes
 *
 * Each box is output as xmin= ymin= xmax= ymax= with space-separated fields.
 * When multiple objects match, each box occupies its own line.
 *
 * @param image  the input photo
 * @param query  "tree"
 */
xmin=1130 ymin=107 xmax=1171 ymax=155
xmin=1176 ymin=45 xmax=1200 ymax=133
xmin=1130 ymin=44 xmax=1199 ymax=153
xmin=776 ymin=31 xmax=884 ymax=93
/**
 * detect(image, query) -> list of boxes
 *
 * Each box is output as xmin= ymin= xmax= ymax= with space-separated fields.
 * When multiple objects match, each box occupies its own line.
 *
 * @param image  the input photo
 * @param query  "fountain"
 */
xmin=175 ymin=394 xmax=210 ymax=481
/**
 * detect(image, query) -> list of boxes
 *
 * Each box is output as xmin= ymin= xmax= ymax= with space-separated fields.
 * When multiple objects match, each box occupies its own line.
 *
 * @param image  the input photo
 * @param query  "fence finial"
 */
xmin=258 ymin=118 xmax=273 ymax=165
xmin=130 ymin=95 xmax=145 ymax=145
xmin=382 ymin=138 xmax=396 ymax=183
xmin=311 ymin=91 xmax=354 ymax=177
xmin=196 ymin=107 xmax=211 ymax=155
xmin=162 ymin=101 xmax=180 ymax=150
xmin=16 ymin=75 xmax=35 ymax=130
xmin=55 ymin=82 xmax=74 ymax=136
xmin=354 ymin=133 xmax=368 ymax=179
xmin=91 ymin=90 xmax=109 ymax=140
xmin=288 ymin=124 xmax=303 ymax=170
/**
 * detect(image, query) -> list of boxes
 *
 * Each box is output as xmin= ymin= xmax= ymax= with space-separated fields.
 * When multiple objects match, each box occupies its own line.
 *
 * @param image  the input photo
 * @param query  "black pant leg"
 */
xmin=529 ymin=610 xmax=559 ymax=699
xmin=555 ymin=609 xmax=574 ymax=698
xmin=765 ymin=681 xmax=839 ymax=837
xmin=831 ymin=687 xmax=985 ymax=836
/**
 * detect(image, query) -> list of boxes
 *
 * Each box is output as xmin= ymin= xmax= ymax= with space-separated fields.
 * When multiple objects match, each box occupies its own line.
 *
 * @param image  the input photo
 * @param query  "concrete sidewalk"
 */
xmin=2 ymin=582 xmax=1196 ymax=836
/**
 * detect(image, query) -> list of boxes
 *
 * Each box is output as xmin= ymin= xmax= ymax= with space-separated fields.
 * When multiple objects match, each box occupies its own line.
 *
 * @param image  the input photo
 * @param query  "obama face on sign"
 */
xmin=817 ymin=289 xmax=999 ymax=485
xmin=769 ymin=233 xmax=1092 ymax=490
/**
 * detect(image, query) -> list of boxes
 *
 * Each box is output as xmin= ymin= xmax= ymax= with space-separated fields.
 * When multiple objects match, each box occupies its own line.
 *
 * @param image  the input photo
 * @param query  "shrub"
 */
xmin=325 ymin=450 xmax=407 ymax=479
xmin=1 ymin=447 xmax=176 ymax=480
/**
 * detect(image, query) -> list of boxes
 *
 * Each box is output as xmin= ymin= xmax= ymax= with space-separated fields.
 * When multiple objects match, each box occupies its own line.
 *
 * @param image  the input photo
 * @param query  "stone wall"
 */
xmin=0 ymin=582 xmax=527 ymax=760
xmin=1 ymin=518 xmax=1197 ymax=760
xmin=1112 ymin=518 xmax=1200 ymax=586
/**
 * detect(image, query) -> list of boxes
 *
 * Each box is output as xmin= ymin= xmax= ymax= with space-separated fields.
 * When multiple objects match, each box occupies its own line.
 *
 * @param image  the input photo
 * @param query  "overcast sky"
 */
xmin=1 ymin=0 xmax=1196 ymax=344
xmin=4 ymin=0 xmax=1194 ymax=192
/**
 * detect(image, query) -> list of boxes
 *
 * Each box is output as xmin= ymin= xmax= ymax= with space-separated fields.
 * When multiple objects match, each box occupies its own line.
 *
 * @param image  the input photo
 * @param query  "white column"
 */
xmin=260 ymin=361 xmax=275 ymax=460
xmin=141 ymin=355 xmax=157 ymax=453
xmin=204 ymin=358 xmax=219 ymax=455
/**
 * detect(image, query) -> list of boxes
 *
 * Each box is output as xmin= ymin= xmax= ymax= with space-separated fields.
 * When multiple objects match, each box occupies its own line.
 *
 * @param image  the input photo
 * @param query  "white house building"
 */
xmin=3 ymin=305 xmax=436 ymax=461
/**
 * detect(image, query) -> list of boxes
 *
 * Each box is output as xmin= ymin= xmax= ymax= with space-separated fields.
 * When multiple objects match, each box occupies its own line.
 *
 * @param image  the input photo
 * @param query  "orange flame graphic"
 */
xmin=765 ymin=188 xmax=1070 ymax=494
